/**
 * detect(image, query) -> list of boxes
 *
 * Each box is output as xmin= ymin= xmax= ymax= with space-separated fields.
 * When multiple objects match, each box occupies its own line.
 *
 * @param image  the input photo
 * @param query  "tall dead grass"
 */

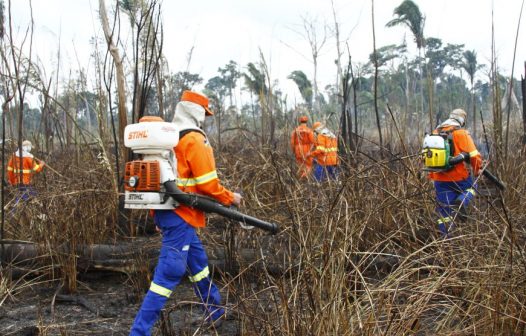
xmin=209 ymin=130 xmax=526 ymax=335
xmin=1 ymin=127 xmax=525 ymax=335
xmin=2 ymin=145 xmax=118 ymax=293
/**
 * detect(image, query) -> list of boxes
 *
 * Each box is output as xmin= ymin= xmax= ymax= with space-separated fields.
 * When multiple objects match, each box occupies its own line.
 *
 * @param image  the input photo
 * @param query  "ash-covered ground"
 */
xmin=0 ymin=272 xmax=240 ymax=336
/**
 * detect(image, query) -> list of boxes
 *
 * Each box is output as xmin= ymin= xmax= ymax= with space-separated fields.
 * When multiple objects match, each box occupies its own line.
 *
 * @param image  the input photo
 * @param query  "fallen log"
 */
xmin=1 ymin=238 xmax=401 ymax=280
xmin=0 ymin=238 xmax=289 ymax=277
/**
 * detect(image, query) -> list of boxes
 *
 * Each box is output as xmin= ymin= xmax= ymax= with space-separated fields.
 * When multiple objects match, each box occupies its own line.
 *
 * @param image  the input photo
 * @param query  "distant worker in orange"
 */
xmin=290 ymin=115 xmax=315 ymax=178
xmin=426 ymin=108 xmax=482 ymax=236
xmin=309 ymin=122 xmax=339 ymax=182
xmin=6 ymin=140 xmax=45 ymax=201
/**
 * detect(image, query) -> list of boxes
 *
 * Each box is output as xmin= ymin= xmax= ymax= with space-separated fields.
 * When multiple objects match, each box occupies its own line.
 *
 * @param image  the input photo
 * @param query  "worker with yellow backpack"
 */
xmin=422 ymin=109 xmax=482 ymax=236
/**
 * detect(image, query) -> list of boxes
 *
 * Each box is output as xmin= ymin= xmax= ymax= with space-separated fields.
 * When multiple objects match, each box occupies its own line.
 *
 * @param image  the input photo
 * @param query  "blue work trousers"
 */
xmin=14 ymin=184 xmax=36 ymax=202
xmin=9 ymin=185 xmax=36 ymax=218
xmin=434 ymin=177 xmax=476 ymax=236
xmin=130 ymin=211 xmax=223 ymax=336
xmin=313 ymin=163 xmax=338 ymax=182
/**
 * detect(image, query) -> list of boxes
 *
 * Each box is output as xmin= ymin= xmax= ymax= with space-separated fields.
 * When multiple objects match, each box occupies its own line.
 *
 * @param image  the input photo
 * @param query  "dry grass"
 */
xmin=1 ymin=129 xmax=526 ymax=335
xmin=208 ymin=132 xmax=526 ymax=335
xmin=2 ymin=145 xmax=118 ymax=294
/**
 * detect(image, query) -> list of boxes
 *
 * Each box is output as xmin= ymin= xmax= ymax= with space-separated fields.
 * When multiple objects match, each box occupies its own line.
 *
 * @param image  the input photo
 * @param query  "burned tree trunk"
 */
xmin=371 ymin=0 xmax=383 ymax=151
xmin=99 ymin=0 xmax=128 ymax=162
xmin=522 ymin=61 xmax=526 ymax=144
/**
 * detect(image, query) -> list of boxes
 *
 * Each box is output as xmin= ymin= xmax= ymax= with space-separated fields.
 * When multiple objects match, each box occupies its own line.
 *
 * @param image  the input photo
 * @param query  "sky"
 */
xmin=9 ymin=0 xmax=526 ymax=106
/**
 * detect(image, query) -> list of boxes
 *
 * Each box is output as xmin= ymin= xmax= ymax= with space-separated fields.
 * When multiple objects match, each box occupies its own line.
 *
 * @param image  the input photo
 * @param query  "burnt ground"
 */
xmin=0 ymin=271 xmax=241 ymax=336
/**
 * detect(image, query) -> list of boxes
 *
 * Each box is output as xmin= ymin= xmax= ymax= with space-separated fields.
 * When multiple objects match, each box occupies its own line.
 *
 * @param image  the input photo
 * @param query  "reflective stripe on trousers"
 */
xmin=434 ymin=176 xmax=476 ymax=236
xmin=130 ymin=211 xmax=224 ymax=336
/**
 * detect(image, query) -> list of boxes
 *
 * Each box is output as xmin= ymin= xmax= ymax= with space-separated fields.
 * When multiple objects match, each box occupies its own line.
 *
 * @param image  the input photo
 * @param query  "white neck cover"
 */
xmin=172 ymin=101 xmax=206 ymax=132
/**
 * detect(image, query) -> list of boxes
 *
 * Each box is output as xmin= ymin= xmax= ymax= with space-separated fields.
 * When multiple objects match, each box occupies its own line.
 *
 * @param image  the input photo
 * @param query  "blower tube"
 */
xmin=448 ymin=153 xmax=506 ymax=191
xmin=164 ymin=181 xmax=279 ymax=234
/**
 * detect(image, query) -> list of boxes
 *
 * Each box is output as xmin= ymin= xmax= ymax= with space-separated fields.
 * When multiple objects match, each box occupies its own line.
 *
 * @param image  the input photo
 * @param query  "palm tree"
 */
xmin=243 ymin=62 xmax=270 ymax=144
xmin=287 ymin=70 xmax=313 ymax=110
xmin=243 ymin=63 xmax=268 ymax=97
xmin=461 ymin=50 xmax=483 ymax=138
xmin=386 ymin=0 xmax=427 ymax=129
xmin=386 ymin=0 xmax=425 ymax=49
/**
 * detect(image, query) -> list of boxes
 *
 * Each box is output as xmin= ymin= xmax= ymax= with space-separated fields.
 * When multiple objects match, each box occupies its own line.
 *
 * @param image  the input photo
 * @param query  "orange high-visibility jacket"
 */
xmin=290 ymin=124 xmax=315 ymax=161
xmin=7 ymin=153 xmax=44 ymax=185
xmin=429 ymin=126 xmax=482 ymax=182
xmin=174 ymin=131 xmax=234 ymax=228
xmin=310 ymin=133 xmax=339 ymax=166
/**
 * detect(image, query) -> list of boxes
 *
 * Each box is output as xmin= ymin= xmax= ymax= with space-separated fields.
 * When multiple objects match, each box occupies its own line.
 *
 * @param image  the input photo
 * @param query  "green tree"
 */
xmin=205 ymin=76 xmax=228 ymax=148
xmin=386 ymin=0 xmax=428 ymax=129
xmin=425 ymin=38 xmax=464 ymax=81
xmin=368 ymin=44 xmax=407 ymax=69
xmin=217 ymin=60 xmax=240 ymax=108
xmin=386 ymin=0 xmax=425 ymax=49
xmin=242 ymin=61 xmax=278 ymax=144
xmin=164 ymin=71 xmax=203 ymax=121
xmin=287 ymin=70 xmax=313 ymax=110
xmin=435 ymin=74 xmax=470 ymax=123
xmin=461 ymin=50 xmax=484 ymax=137
xmin=424 ymin=38 xmax=464 ymax=122
xmin=243 ymin=63 xmax=268 ymax=97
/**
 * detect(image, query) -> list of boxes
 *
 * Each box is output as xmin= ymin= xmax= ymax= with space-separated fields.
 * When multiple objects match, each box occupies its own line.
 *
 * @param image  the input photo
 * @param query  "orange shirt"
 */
xmin=310 ymin=133 xmax=339 ymax=166
xmin=429 ymin=126 xmax=482 ymax=182
xmin=7 ymin=153 xmax=44 ymax=185
xmin=290 ymin=124 xmax=315 ymax=161
xmin=174 ymin=131 xmax=234 ymax=228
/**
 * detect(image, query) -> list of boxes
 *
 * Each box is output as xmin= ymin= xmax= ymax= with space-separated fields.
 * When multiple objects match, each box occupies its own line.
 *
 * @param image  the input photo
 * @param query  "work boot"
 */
xmin=208 ymin=317 xmax=224 ymax=330
xmin=190 ymin=308 xmax=226 ymax=329
xmin=454 ymin=200 xmax=468 ymax=222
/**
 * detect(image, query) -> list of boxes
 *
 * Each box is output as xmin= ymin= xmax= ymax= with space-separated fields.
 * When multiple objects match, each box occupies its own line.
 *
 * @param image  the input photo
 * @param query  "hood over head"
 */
xmin=320 ymin=128 xmax=336 ymax=138
xmin=172 ymin=91 xmax=212 ymax=131
xmin=172 ymin=101 xmax=207 ymax=131
xmin=449 ymin=108 xmax=467 ymax=126
xmin=16 ymin=140 xmax=33 ymax=157
xmin=438 ymin=118 xmax=462 ymax=129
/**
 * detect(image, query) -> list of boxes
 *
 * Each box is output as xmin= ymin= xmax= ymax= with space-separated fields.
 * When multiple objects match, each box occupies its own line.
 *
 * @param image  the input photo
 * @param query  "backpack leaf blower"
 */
xmin=122 ymin=117 xmax=279 ymax=234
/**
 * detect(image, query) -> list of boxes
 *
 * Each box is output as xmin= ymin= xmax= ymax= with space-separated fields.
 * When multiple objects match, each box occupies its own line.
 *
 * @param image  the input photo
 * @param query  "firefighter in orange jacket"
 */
xmin=130 ymin=91 xmax=242 ymax=335
xmin=6 ymin=140 xmax=45 ymax=201
xmin=309 ymin=122 xmax=339 ymax=182
xmin=428 ymin=109 xmax=482 ymax=236
xmin=290 ymin=116 xmax=315 ymax=178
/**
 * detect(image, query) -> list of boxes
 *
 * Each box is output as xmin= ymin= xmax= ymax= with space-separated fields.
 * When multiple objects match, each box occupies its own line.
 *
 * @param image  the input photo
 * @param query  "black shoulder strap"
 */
xmin=179 ymin=129 xmax=195 ymax=140
xmin=179 ymin=129 xmax=206 ymax=140
xmin=437 ymin=125 xmax=460 ymax=137
xmin=441 ymin=127 xmax=461 ymax=155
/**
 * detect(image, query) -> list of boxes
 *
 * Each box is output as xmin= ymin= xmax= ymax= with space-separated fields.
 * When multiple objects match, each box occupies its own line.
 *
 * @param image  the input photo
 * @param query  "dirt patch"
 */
xmin=0 ymin=272 xmax=240 ymax=335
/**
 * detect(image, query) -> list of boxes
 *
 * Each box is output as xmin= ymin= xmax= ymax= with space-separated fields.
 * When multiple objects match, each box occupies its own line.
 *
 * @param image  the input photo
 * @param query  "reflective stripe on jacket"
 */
xmin=174 ymin=131 xmax=234 ymax=228
xmin=310 ymin=133 xmax=339 ymax=166
xmin=429 ymin=126 xmax=482 ymax=182
xmin=290 ymin=124 xmax=315 ymax=161
xmin=7 ymin=154 xmax=44 ymax=185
